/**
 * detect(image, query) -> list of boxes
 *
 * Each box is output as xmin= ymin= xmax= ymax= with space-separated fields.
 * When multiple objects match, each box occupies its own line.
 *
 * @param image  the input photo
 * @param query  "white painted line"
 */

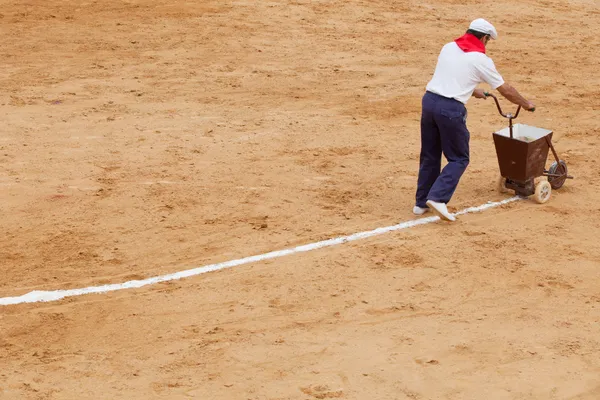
xmin=139 ymin=181 xmax=182 ymax=185
xmin=0 ymin=196 xmax=521 ymax=306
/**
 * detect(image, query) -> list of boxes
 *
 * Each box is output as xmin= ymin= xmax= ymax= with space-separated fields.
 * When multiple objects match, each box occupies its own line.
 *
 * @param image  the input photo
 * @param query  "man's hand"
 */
xmin=473 ymin=88 xmax=487 ymax=99
xmin=524 ymin=101 xmax=536 ymax=112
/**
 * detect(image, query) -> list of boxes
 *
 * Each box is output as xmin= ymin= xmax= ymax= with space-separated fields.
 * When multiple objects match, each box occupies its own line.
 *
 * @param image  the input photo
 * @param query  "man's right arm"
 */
xmin=497 ymin=83 xmax=535 ymax=111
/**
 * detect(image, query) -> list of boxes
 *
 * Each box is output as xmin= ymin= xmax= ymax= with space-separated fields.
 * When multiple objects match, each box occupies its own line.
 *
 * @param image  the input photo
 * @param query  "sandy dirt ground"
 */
xmin=1 ymin=0 xmax=600 ymax=398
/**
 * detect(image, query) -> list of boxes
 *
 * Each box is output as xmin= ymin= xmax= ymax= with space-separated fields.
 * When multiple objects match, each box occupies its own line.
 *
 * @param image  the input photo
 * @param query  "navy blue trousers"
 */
xmin=415 ymin=91 xmax=470 ymax=208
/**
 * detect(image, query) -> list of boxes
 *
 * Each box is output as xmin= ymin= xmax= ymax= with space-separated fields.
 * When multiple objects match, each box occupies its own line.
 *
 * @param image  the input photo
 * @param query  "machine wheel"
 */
xmin=533 ymin=180 xmax=552 ymax=204
xmin=548 ymin=160 xmax=568 ymax=190
xmin=497 ymin=175 xmax=509 ymax=193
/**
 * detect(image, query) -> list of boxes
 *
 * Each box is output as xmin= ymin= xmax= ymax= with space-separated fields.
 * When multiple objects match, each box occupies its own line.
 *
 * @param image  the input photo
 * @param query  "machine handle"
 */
xmin=484 ymin=92 xmax=534 ymax=118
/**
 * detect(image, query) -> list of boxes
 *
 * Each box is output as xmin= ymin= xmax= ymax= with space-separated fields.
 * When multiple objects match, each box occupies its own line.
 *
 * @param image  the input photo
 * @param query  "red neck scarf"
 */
xmin=455 ymin=33 xmax=486 ymax=54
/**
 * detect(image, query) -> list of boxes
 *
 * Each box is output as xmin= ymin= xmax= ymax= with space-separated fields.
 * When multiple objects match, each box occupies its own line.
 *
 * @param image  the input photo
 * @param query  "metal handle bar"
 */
xmin=483 ymin=92 xmax=523 ymax=119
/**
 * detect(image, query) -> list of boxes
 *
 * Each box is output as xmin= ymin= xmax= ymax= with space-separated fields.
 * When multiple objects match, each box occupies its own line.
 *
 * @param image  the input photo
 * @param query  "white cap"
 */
xmin=469 ymin=18 xmax=498 ymax=40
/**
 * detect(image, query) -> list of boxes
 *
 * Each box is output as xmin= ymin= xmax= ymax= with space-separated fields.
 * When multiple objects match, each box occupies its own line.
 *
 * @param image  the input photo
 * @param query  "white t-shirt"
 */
xmin=425 ymin=42 xmax=505 ymax=104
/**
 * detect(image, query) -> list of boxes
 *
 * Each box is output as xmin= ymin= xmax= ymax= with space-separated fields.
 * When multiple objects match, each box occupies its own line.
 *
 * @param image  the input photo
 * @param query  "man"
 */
xmin=414 ymin=18 xmax=535 ymax=222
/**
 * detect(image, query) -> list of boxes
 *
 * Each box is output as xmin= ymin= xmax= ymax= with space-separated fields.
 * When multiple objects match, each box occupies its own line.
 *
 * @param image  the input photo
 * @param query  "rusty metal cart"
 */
xmin=485 ymin=92 xmax=572 ymax=204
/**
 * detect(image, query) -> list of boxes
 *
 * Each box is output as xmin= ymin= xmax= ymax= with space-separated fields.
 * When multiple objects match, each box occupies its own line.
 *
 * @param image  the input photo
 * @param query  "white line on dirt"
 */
xmin=0 ymin=196 xmax=521 ymax=306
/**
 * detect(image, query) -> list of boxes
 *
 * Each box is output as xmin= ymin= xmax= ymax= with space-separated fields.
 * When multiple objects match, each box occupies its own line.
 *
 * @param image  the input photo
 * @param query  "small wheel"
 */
xmin=497 ymin=175 xmax=509 ymax=193
xmin=548 ymin=160 xmax=568 ymax=190
xmin=534 ymin=180 xmax=552 ymax=204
